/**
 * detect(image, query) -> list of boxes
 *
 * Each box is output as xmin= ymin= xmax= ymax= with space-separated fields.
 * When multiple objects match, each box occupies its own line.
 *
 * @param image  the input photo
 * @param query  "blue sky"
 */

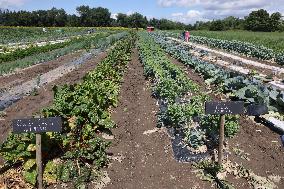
xmin=0 ymin=0 xmax=283 ymax=24
xmin=1 ymin=0 xmax=188 ymax=19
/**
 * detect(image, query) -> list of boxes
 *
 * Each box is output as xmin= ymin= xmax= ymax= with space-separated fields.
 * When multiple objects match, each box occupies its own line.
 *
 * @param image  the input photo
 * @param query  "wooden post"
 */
xmin=218 ymin=114 xmax=225 ymax=166
xmin=36 ymin=133 xmax=43 ymax=189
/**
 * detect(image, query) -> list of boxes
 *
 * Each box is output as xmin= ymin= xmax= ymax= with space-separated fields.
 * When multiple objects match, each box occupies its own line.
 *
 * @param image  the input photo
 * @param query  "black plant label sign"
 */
xmin=205 ymin=101 xmax=244 ymax=115
xmin=12 ymin=117 xmax=62 ymax=134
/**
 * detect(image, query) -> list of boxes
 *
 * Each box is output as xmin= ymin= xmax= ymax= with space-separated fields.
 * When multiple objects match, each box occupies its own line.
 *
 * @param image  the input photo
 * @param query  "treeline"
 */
xmin=0 ymin=6 xmax=283 ymax=32
xmin=0 ymin=6 xmax=192 ymax=30
xmin=195 ymin=9 xmax=283 ymax=32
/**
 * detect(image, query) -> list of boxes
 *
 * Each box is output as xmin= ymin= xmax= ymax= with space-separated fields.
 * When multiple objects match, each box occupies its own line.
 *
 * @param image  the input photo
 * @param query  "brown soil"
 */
xmin=104 ymin=49 xmax=212 ymax=189
xmin=0 ymin=51 xmax=108 ymax=147
xmin=230 ymin=118 xmax=284 ymax=186
xmin=167 ymin=54 xmax=284 ymax=188
xmin=0 ymin=51 xmax=83 ymax=91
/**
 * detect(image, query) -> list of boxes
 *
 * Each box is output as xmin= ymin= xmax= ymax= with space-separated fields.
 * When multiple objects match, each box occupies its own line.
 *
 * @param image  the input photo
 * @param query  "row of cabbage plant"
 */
xmin=166 ymin=32 xmax=284 ymax=66
xmin=150 ymin=32 xmax=284 ymax=113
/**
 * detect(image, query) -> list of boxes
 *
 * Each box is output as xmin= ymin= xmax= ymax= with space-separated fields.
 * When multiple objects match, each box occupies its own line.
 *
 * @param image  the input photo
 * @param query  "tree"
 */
xmin=149 ymin=18 xmax=160 ymax=28
xmin=76 ymin=5 xmax=92 ymax=26
xmin=245 ymin=9 xmax=271 ymax=31
xmin=222 ymin=16 xmax=243 ymax=30
xmin=67 ymin=14 xmax=80 ymax=26
xmin=185 ymin=24 xmax=193 ymax=31
xmin=270 ymin=12 xmax=282 ymax=31
xmin=116 ymin=13 xmax=128 ymax=27
xmin=76 ymin=6 xmax=111 ymax=27
xmin=91 ymin=7 xmax=111 ymax=26
xmin=209 ymin=20 xmax=225 ymax=31
xmin=53 ymin=8 xmax=68 ymax=27
xmin=33 ymin=10 xmax=48 ymax=26
xmin=194 ymin=21 xmax=211 ymax=30
xmin=244 ymin=9 xmax=282 ymax=32
xmin=127 ymin=12 xmax=147 ymax=29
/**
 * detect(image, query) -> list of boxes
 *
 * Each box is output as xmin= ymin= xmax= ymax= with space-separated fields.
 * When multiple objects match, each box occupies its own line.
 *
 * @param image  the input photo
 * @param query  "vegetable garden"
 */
xmin=151 ymin=32 xmax=284 ymax=114
xmin=0 ymin=28 xmax=283 ymax=189
xmin=170 ymin=30 xmax=284 ymax=65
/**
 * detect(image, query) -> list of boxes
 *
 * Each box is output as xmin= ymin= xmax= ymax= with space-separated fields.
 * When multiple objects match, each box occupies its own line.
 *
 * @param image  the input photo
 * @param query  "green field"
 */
xmin=0 ymin=27 xmax=89 ymax=44
xmin=0 ymin=27 xmax=128 ymax=44
xmin=190 ymin=30 xmax=284 ymax=52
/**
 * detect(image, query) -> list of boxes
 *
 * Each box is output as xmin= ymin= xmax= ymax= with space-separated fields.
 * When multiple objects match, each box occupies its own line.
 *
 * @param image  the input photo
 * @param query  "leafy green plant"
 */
xmin=0 ymin=37 xmax=83 ymax=63
xmin=185 ymin=127 xmax=206 ymax=149
xmin=0 ymin=32 xmax=126 ymax=75
xmin=151 ymin=32 xmax=284 ymax=112
xmin=138 ymin=32 xmax=239 ymax=156
xmin=0 ymin=32 xmax=136 ymax=187
xmin=200 ymin=115 xmax=239 ymax=138
xmin=23 ymin=159 xmax=37 ymax=185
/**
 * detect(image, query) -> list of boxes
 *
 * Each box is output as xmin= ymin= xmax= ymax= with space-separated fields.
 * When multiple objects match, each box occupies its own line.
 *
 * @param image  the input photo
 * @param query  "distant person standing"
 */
xmin=185 ymin=31 xmax=190 ymax=42
xmin=182 ymin=30 xmax=185 ymax=41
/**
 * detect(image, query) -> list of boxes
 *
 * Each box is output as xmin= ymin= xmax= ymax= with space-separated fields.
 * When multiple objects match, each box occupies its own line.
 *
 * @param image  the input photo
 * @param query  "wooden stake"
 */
xmin=218 ymin=114 xmax=225 ymax=166
xmin=36 ymin=133 xmax=43 ymax=189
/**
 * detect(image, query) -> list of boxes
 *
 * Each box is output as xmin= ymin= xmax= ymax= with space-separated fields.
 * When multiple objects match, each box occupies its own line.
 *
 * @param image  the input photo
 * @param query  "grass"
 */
xmin=190 ymin=30 xmax=284 ymax=53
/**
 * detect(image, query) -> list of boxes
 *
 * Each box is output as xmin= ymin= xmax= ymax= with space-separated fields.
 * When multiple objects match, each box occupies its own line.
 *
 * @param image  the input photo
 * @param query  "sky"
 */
xmin=0 ymin=0 xmax=283 ymax=24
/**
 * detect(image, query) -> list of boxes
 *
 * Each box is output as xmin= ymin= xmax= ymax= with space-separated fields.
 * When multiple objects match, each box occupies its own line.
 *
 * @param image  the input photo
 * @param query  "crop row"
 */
xmin=166 ymin=32 xmax=284 ymax=66
xmin=0 ymin=32 xmax=135 ymax=188
xmin=0 ymin=31 xmax=118 ymax=63
xmin=0 ymin=27 xmax=135 ymax=45
xmin=137 ymin=32 xmax=239 ymax=154
xmin=150 ymin=32 xmax=284 ymax=113
xmin=0 ymin=27 xmax=87 ymax=44
xmin=0 ymin=32 xmax=127 ymax=75
xmin=0 ymin=37 xmax=79 ymax=63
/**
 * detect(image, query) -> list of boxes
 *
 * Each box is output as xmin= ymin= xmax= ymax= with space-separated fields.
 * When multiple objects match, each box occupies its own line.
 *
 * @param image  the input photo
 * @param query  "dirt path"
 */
xmin=105 ymin=49 xmax=211 ymax=189
xmin=168 ymin=54 xmax=284 ymax=188
xmin=0 ymin=51 xmax=83 ymax=91
xmin=0 ymin=51 xmax=108 ymax=147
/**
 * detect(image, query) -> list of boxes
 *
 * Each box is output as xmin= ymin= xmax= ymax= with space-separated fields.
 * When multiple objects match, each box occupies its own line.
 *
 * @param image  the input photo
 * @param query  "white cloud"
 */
xmin=126 ymin=10 xmax=134 ymax=16
xmin=111 ymin=13 xmax=118 ymax=19
xmin=171 ymin=10 xmax=209 ymax=24
xmin=171 ymin=12 xmax=183 ymax=17
xmin=158 ymin=0 xmax=284 ymax=22
xmin=158 ymin=0 xmax=268 ymax=10
xmin=0 ymin=0 xmax=27 ymax=8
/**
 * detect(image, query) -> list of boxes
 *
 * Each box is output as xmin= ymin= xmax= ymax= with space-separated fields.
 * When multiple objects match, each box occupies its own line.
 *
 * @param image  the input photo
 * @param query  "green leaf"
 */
xmin=27 ymin=144 xmax=36 ymax=152
xmin=23 ymin=159 xmax=36 ymax=171
xmin=23 ymin=169 xmax=37 ymax=186
xmin=43 ymin=161 xmax=58 ymax=185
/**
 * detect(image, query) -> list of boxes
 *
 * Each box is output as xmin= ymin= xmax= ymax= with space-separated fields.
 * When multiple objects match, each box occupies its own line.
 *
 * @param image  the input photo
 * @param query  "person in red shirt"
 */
xmin=185 ymin=31 xmax=190 ymax=42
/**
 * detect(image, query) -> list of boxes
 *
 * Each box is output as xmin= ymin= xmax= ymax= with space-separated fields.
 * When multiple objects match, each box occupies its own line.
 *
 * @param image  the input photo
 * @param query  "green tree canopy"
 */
xmin=209 ymin=20 xmax=225 ymax=31
xmin=116 ymin=13 xmax=128 ymax=27
xmin=244 ymin=9 xmax=282 ymax=31
xmin=127 ymin=12 xmax=148 ymax=28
